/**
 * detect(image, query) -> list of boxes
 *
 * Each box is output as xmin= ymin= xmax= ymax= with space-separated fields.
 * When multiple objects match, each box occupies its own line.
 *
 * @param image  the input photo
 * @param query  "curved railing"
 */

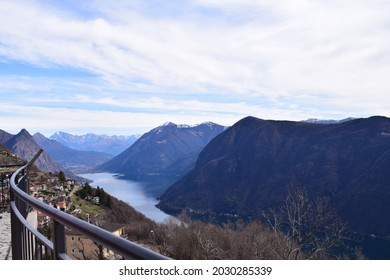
xmin=9 ymin=158 xmax=169 ymax=260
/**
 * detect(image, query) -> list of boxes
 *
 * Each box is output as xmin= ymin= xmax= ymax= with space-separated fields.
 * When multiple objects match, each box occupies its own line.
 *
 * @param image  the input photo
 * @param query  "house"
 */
xmin=65 ymin=223 xmax=127 ymax=260
xmin=37 ymin=212 xmax=50 ymax=228
xmin=53 ymin=185 xmax=64 ymax=192
xmin=57 ymin=200 xmax=67 ymax=211
xmin=65 ymin=180 xmax=75 ymax=188
xmin=30 ymin=185 xmax=38 ymax=194
xmin=92 ymin=197 xmax=100 ymax=205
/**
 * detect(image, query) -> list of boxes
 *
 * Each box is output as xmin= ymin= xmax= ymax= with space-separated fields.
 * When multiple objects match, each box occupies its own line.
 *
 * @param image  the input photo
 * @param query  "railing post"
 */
xmin=10 ymin=192 xmax=22 ymax=260
xmin=53 ymin=221 xmax=66 ymax=260
xmin=18 ymin=175 xmax=28 ymax=219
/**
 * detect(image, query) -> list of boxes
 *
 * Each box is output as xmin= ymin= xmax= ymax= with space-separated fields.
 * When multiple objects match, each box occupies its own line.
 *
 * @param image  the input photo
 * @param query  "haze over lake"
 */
xmin=79 ymin=173 xmax=171 ymax=223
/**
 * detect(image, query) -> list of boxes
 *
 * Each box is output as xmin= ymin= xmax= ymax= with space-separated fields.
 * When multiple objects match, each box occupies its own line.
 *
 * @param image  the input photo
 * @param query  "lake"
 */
xmin=79 ymin=173 xmax=172 ymax=223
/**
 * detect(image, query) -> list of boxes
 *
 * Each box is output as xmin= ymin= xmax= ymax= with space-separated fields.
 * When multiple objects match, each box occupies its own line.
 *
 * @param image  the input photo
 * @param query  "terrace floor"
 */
xmin=0 ymin=211 xmax=12 ymax=260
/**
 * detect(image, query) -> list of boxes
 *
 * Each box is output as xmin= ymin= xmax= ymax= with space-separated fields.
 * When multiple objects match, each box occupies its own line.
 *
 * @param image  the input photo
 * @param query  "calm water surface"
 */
xmin=79 ymin=173 xmax=172 ymax=223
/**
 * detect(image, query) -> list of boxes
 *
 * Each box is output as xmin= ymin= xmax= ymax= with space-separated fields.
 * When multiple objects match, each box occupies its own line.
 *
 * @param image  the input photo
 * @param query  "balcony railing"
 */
xmin=9 ymin=150 xmax=169 ymax=260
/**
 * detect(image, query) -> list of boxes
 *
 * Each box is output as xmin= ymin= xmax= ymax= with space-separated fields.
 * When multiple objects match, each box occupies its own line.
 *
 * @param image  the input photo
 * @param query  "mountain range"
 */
xmin=3 ymin=116 xmax=389 ymax=238
xmin=33 ymin=133 xmax=113 ymax=173
xmin=0 ymin=129 xmax=97 ymax=182
xmin=96 ymin=122 xmax=225 ymax=193
xmin=50 ymin=131 xmax=139 ymax=156
xmin=1 ymin=129 xmax=69 ymax=175
xmin=157 ymin=116 xmax=390 ymax=237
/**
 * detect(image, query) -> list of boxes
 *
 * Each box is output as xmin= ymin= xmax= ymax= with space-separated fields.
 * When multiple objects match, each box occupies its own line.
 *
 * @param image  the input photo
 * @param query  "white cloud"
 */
xmin=0 ymin=0 xmax=389 ymax=134
xmin=0 ymin=103 xmax=241 ymax=136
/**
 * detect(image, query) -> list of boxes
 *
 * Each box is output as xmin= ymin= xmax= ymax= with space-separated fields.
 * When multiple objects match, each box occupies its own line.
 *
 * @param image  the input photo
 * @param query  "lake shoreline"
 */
xmin=78 ymin=172 xmax=172 ymax=223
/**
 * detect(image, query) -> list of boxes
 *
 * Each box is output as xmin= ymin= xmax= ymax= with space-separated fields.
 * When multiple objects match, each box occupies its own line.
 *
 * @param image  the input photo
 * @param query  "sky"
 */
xmin=1 ymin=0 xmax=389 ymax=136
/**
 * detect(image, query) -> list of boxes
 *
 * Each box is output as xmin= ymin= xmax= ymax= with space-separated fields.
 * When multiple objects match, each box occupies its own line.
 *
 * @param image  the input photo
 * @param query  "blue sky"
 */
xmin=1 ymin=0 xmax=389 ymax=136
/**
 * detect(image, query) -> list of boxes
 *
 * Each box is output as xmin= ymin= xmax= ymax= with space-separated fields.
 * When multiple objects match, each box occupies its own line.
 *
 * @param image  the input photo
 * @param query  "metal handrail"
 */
xmin=10 ymin=164 xmax=169 ymax=260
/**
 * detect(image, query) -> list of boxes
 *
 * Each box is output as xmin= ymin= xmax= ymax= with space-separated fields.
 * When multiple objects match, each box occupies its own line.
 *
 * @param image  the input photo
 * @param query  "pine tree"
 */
xmin=58 ymin=171 xmax=66 ymax=184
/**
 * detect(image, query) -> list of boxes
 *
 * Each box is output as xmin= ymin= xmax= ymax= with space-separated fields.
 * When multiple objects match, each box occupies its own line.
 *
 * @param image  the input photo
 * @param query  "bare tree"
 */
xmin=196 ymin=224 xmax=225 ymax=259
xmin=263 ymin=186 xmax=346 ymax=260
xmin=71 ymin=238 xmax=110 ymax=260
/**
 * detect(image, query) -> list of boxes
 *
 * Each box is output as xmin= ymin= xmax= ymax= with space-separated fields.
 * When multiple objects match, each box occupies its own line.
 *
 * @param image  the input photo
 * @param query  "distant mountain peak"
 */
xmin=9 ymin=128 xmax=34 ymax=144
xmin=50 ymin=131 xmax=139 ymax=156
xmin=200 ymin=121 xmax=218 ymax=127
xmin=33 ymin=132 xmax=46 ymax=138
xmin=34 ymin=133 xmax=112 ymax=173
xmin=160 ymin=121 xmax=222 ymax=129
xmin=17 ymin=128 xmax=32 ymax=137
xmin=162 ymin=122 xmax=177 ymax=127
xmin=302 ymin=117 xmax=356 ymax=124
xmin=96 ymin=121 xmax=225 ymax=188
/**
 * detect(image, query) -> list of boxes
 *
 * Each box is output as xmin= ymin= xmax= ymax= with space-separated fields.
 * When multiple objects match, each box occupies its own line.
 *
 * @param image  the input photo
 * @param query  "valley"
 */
xmin=1 ymin=116 xmax=389 ymax=259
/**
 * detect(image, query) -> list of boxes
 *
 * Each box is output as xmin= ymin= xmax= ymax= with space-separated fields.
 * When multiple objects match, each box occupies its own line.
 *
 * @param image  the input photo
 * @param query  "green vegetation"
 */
xmin=70 ymin=195 xmax=104 ymax=218
xmin=96 ymin=186 xmax=112 ymax=209
xmin=75 ymin=183 xmax=112 ymax=209
xmin=58 ymin=170 xmax=66 ymax=183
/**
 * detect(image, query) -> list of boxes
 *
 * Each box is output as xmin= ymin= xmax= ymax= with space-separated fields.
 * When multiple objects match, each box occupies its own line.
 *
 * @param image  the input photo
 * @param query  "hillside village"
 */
xmin=0 ymin=165 xmax=148 ymax=260
xmin=28 ymin=170 xmax=147 ymax=259
xmin=29 ymin=172 xmax=80 ymax=229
